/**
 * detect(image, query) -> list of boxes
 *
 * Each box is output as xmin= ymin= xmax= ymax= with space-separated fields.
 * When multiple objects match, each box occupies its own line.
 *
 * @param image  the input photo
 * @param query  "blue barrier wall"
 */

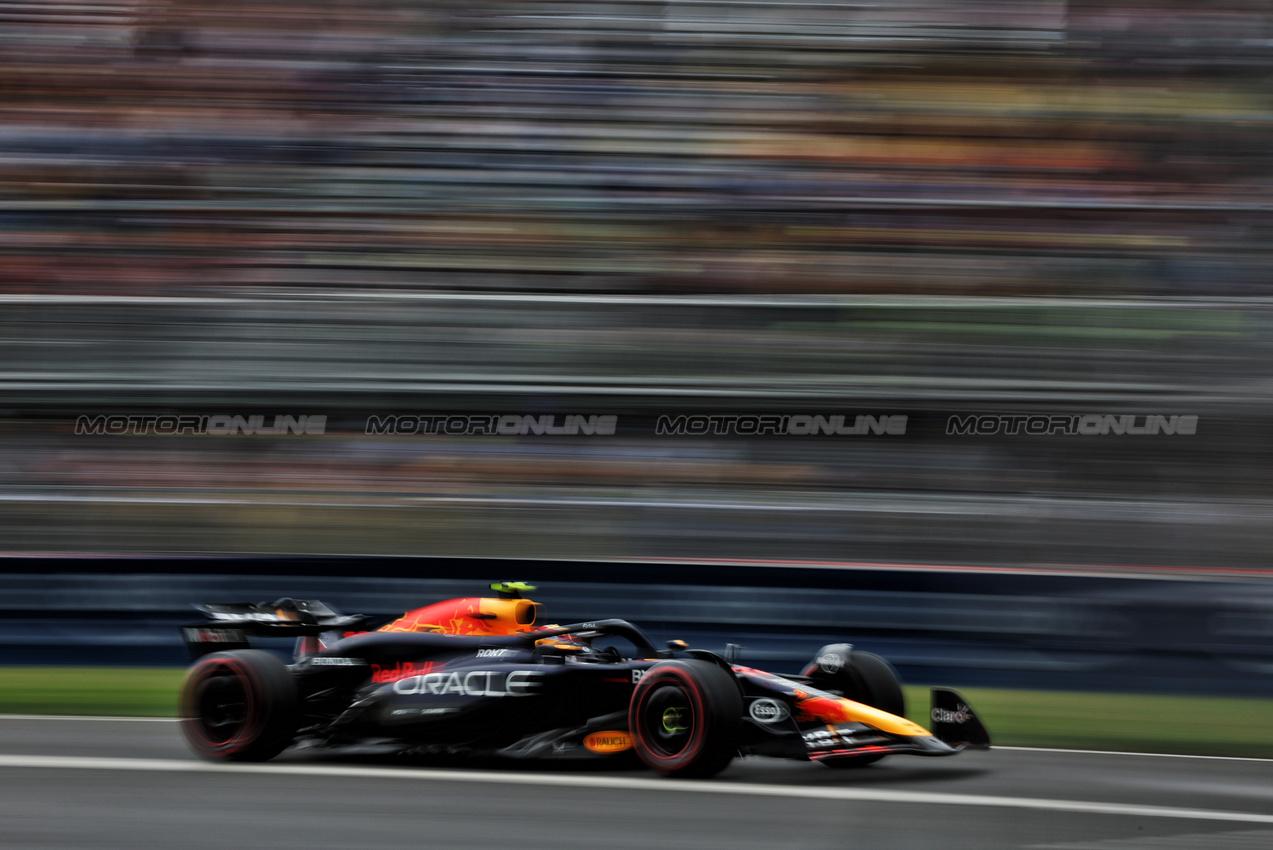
xmin=2 ymin=557 xmax=1271 ymax=696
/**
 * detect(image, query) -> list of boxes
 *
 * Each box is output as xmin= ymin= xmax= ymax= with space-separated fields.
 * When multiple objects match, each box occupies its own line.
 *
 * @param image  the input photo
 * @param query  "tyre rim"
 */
xmin=641 ymin=683 xmax=695 ymax=758
xmin=193 ymin=664 xmax=249 ymax=746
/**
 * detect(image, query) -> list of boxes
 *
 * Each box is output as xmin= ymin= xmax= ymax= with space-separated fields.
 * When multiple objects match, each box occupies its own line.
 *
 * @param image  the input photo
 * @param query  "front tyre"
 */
xmin=629 ymin=660 xmax=743 ymax=778
xmin=180 ymin=649 xmax=298 ymax=762
xmin=801 ymin=646 xmax=905 ymax=768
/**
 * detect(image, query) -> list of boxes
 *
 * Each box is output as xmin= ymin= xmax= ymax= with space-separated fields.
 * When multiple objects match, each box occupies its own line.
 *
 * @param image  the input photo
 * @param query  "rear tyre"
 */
xmin=629 ymin=660 xmax=743 ymax=778
xmin=180 ymin=649 xmax=298 ymax=762
xmin=801 ymin=646 xmax=905 ymax=768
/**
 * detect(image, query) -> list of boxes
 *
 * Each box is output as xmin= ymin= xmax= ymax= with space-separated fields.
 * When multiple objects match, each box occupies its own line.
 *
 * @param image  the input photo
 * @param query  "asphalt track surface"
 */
xmin=1 ymin=717 xmax=1271 ymax=850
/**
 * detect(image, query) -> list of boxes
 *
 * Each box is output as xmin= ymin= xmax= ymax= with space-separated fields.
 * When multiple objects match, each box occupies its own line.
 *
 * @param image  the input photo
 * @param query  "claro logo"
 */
xmin=931 ymin=704 xmax=973 ymax=724
xmin=392 ymin=670 xmax=542 ymax=697
xmin=583 ymin=731 xmax=632 ymax=754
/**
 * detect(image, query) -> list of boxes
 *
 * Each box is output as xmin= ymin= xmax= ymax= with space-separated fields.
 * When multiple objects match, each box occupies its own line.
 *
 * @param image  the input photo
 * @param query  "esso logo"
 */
xmin=748 ymin=698 xmax=789 ymax=724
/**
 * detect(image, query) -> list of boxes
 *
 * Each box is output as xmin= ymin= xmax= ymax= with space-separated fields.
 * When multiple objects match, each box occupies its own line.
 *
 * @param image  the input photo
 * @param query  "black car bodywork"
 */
xmin=179 ymin=591 xmax=990 ymax=777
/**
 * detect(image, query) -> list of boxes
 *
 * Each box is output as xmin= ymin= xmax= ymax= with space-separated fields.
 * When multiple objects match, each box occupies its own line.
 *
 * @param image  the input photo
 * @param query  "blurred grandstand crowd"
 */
xmin=2 ymin=1 xmax=1273 ymax=569
xmin=2 ymin=0 xmax=1272 ymax=296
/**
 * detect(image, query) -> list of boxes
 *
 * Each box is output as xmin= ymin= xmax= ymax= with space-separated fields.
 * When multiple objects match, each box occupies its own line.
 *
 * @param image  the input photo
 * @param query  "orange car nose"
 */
xmin=796 ymin=695 xmax=931 ymax=738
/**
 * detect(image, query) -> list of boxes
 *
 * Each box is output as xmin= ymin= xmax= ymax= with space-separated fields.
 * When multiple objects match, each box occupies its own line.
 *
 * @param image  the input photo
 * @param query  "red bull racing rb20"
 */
xmin=179 ymin=582 xmax=990 ymax=777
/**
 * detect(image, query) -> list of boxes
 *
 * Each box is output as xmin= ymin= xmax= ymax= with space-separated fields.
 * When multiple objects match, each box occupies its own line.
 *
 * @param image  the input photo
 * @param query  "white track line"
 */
xmin=996 ymin=746 xmax=1273 ymax=763
xmin=2 ymin=718 xmax=1269 ymax=763
xmin=3 ymin=717 xmax=1269 ymax=762
xmin=0 ymin=715 xmax=179 ymax=723
xmin=0 ymin=754 xmax=1271 ymax=825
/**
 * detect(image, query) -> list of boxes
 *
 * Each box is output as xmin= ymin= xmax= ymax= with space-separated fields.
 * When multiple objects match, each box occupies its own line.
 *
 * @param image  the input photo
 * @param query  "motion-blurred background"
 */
xmin=2 ymin=1 xmax=1273 ymax=698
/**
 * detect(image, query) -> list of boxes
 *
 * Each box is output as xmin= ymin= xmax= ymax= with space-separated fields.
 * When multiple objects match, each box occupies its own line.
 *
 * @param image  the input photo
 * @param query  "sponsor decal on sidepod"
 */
xmin=309 ymin=656 xmax=367 ymax=667
xmin=749 ymin=698 xmax=790 ymax=723
xmin=370 ymin=661 xmax=438 ymax=684
xmin=392 ymin=669 xmax=543 ymax=697
xmin=584 ymin=732 xmax=633 ymax=753
xmin=476 ymin=648 xmax=516 ymax=658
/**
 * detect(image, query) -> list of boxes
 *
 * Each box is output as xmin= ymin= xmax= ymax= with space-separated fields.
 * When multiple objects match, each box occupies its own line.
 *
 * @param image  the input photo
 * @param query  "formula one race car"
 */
xmin=178 ymin=582 xmax=990 ymax=777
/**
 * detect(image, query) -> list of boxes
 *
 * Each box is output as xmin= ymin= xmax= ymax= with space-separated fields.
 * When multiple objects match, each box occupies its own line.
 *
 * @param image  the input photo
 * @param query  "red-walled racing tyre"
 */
xmin=180 ymin=649 xmax=298 ymax=762
xmin=628 ymin=660 xmax=743 ymax=778
xmin=800 ymin=646 xmax=905 ymax=768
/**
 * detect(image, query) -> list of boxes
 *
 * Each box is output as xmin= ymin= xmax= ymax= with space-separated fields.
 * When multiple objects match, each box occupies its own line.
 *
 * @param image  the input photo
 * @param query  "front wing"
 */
xmin=799 ymin=688 xmax=991 ymax=761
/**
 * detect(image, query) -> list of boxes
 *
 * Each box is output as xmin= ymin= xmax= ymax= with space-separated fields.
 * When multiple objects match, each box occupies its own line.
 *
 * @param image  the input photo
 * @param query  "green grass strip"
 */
xmin=1 ymin=669 xmax=1269 ymax=758
xmin=0 ymin=667 xmax=185 ymax=717
xmin=905 ymin=686 xmax=1273 ymax=759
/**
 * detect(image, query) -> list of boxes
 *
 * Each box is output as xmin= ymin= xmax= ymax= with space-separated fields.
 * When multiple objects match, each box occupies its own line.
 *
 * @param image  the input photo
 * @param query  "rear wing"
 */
xmin=181 ymin=598 xmax=371 ymax=660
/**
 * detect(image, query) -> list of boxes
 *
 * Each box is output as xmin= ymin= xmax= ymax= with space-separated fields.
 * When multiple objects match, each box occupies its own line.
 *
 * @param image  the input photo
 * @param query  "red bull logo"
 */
xmin=370 ymin=661 xmax=437 ymax=684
